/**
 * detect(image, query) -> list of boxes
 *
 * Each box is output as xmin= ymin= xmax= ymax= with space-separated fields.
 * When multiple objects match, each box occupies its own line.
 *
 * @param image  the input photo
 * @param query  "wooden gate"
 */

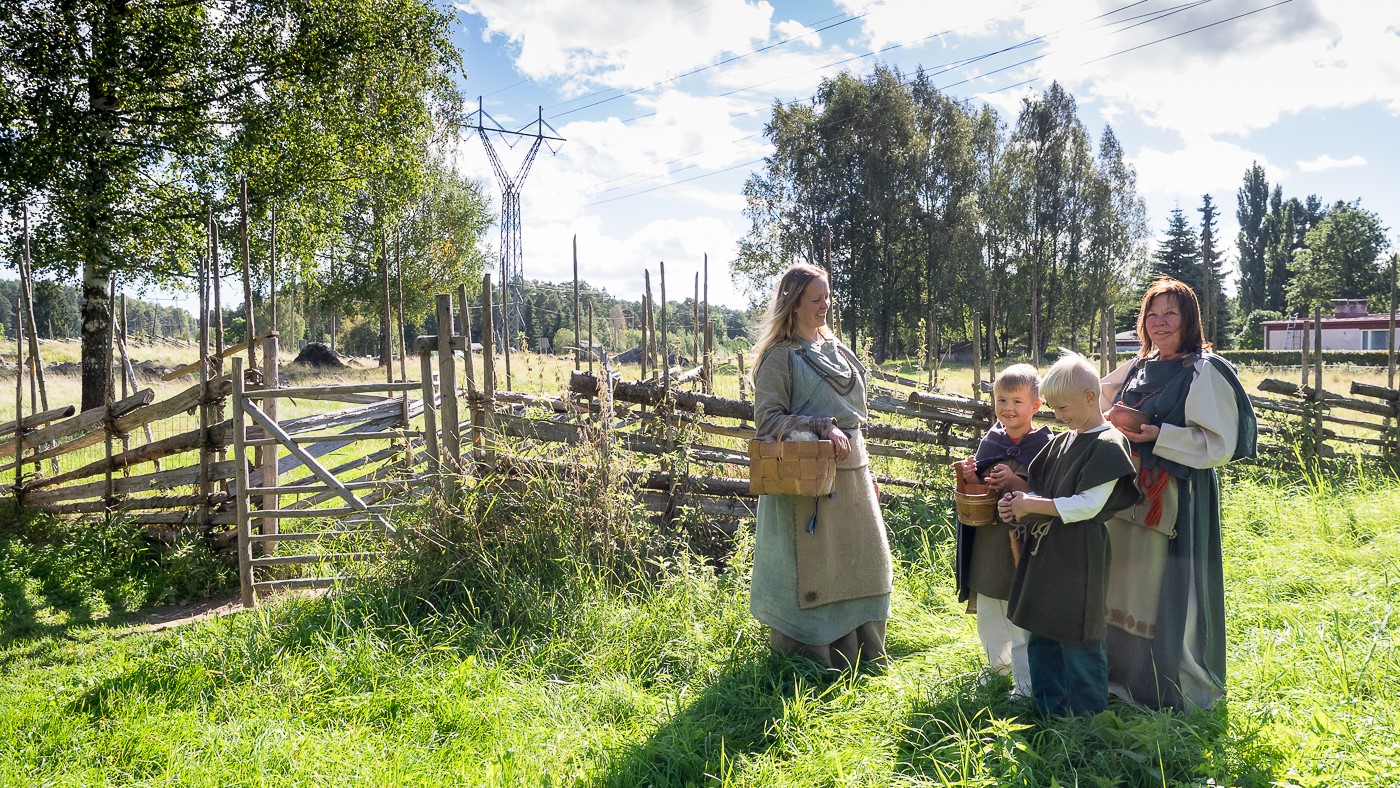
xmin=230 ymin=336 xmax=435 ymax=607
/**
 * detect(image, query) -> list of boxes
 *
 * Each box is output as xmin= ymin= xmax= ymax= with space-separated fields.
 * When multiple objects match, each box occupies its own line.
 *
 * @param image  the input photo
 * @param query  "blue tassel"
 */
xmin=805 ymin=511 xmax=818 ymax=534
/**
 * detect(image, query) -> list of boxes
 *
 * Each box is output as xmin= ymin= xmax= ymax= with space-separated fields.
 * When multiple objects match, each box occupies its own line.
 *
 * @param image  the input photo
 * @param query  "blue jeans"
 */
xmin=1027 ymin=633 xmax=1107 ymax=716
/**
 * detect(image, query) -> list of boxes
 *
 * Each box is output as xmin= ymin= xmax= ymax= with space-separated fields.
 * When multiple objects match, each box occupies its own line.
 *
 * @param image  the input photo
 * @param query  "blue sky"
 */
xmin=446 ymin=0 xmax=1400 ymax=309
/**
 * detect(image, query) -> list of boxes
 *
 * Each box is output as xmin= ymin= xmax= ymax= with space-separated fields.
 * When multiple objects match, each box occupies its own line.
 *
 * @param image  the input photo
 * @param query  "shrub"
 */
xmin=1217 ymin=349 xmax=1396 ymax=366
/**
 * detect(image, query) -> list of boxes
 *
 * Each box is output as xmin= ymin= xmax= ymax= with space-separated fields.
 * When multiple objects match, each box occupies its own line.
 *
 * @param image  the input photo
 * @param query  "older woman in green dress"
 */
xmin=748 ymin=263 xmax=893 ymax=668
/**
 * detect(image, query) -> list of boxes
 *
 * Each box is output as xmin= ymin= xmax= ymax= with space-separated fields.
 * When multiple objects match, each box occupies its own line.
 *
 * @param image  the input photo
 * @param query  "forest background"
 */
xmin=1 ymin=1 xmax=1394 ymax=402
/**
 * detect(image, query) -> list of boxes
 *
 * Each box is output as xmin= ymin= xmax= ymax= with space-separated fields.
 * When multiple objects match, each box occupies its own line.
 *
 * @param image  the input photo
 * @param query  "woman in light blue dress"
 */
xmin=748 ymin=263 xmax=893 ymax=668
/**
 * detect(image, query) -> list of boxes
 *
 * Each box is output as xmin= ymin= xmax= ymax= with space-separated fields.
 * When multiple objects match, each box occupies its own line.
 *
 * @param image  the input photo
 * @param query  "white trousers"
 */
xmin=977 ymin=595 xmax=1033 ymax=697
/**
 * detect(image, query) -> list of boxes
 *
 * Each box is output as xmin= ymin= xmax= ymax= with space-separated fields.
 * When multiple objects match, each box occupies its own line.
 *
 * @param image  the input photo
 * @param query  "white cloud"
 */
xmin=1297 ymin=154 xmax=1367 ymax=173
xmin=1022 ymin=1 xmax=1400 ymax=138
xmin=1131 ymin=135 xmax=1283 ymax=209
xmin=835 ymin=0 xmax=1044 ymax=50
xmin=458 ymin=0 xmax=776 ymax=92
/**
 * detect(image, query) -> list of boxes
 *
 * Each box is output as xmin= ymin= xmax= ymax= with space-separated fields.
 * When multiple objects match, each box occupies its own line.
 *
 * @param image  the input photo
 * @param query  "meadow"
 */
xmin=1 ymin=457 xmax=1397 ymax=786
xmin=3 ymin=343 xmax=1399 ymax=785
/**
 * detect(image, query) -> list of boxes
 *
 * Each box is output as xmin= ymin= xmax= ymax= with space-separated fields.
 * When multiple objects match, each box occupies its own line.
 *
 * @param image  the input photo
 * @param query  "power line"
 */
xmin=551 ymin=13 xmax=869 ymax=119
xmin=983 ymin=0 xmax=1291 ymax=96
xmin=543 ymin=8 xmax=849 ymax=112
xmin=576 ymin=0 xmax=1294 ymax=208
xmin=572 ymin=0 xmax=1195 ymax=204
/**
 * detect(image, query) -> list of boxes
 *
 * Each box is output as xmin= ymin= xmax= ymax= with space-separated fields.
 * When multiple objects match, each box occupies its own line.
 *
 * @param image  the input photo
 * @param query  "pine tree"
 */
xmin=1150 ymin=207 xmax=1202 ymax=293
xmin=1198 ymin=194 xmax=1227 ymax=346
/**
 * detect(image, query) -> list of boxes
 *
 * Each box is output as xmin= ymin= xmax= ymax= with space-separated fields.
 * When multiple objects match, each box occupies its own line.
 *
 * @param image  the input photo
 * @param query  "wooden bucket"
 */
xmin=954 ymin=483 xmax=998 ymax=526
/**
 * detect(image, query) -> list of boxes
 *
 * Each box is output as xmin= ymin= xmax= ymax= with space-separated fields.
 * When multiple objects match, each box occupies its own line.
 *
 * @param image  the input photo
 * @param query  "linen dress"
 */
xmin=1099 ymin=351 xmax=1257 ymax=710
xmin=749 ymin=338 xmax=893 ymax=667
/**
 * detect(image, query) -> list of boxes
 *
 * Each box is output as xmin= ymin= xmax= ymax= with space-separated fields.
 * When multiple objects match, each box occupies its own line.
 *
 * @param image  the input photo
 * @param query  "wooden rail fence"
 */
xmin=10 ymin=277 xmax=1400 ymax=609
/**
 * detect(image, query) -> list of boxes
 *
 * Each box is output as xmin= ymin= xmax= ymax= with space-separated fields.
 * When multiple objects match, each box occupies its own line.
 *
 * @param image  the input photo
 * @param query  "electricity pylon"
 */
xmin=467 ymin=98 xmax=564 ymax=350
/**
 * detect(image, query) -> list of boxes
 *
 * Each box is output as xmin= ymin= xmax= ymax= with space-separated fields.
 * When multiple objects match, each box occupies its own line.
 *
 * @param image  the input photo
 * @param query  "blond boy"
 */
xmin=1000 ymin=352 xmax=1137 ymax=716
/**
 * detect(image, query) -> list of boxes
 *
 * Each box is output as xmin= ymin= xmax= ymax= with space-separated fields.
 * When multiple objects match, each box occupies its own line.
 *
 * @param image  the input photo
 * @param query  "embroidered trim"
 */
xmin=794 ymin=344 xmax=859 ymax=397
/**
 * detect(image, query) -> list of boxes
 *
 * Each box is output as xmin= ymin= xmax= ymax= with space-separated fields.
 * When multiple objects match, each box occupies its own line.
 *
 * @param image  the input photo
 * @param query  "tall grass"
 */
xmin=2 ymin=455 xmax=1399 ymax=784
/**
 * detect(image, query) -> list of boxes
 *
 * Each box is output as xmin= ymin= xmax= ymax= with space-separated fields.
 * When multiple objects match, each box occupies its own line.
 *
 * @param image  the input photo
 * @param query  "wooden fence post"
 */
xmin=240 ymin=178 xmax=257 ymax=372
xmin=660 ymin=261 xmax=669 ymax=395
xmin=972 ymin=310 xmax=983 ymax=401
xmin=259 ymin=334 xmax=279 ymax=545
xmin=418 ymin=345 xmax=440 ymax=470
xmin=436 ymin=294 xmax=461 ymax=470
xmin=501 ymin=273 xmax=512 ymax=392
xmin=1313 ymin=303 xmax=1324 ymax=457
xmin=478 ymin=274 xmax=496 ymax=469
xmin=458 ymin=283 xmax=476 ymax=396
xmin=232 ymin=356 xmax=253 ymax=607
xmin=573 ymin=236 xmax=581 ymax=368
xmin=702 ymin=253 xmax=712 ymax=394
xmin=199 ymin=252 xmax=211 ymax=529
xmin=12 ymin=300 xmax=23 ymax=499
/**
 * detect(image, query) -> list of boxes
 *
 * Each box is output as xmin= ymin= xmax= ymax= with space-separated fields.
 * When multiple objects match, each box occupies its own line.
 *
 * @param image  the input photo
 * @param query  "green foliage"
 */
xmin=0 ymin=505 xmax=232 ymax=640
xmin=1287 ymin=201 xmax=1392 ymax=314
xmin=1233 ymin=309 xmax=1283 ymax=350
xmin=1 ymin=0 xmax=465 ymax=405
xmin=1150 ymin=207 xmax=1202 ymax=286
xmin=738 ymin=76 xmax=1148 ymax=364
xmin=1237 ymin=162 xmax=1271 ymax=314
xmin=1216 ymin=348 xmax=1396 ymax=366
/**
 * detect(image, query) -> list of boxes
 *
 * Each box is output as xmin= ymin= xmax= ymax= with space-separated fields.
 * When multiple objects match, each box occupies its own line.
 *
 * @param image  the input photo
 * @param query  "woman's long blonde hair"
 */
xmin=751 ymin=263 xmax=834 ymax=370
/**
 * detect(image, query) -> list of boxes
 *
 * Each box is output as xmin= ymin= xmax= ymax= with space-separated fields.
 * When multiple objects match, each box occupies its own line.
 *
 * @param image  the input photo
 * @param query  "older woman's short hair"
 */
xmin=1039 ymin=351 xmax=1100 ymax=402
xmin=994 ymin=363 xmax=1041 ymax=398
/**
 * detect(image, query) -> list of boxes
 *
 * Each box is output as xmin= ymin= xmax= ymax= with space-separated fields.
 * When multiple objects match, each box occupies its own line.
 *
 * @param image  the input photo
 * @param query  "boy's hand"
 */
xmin=997 ymin=491 xmax=1023 ymax=522
xmin=955 ymin=456 xmax=979 ymax=485
xmin=984 ymin=463 xmax=1029 ymax=493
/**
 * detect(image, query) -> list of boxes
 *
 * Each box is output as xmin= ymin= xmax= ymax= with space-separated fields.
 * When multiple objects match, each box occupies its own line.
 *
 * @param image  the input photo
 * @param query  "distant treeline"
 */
xmin=0 ymin=280 xmax=196 ymax=342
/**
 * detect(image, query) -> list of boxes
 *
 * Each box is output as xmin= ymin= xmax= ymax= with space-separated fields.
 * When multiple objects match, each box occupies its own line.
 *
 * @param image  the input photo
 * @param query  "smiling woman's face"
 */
xmin=793 ymin=276 xmax=830 ymax=338
xmin=1144 ymin=294 xmax=1183 ymax=356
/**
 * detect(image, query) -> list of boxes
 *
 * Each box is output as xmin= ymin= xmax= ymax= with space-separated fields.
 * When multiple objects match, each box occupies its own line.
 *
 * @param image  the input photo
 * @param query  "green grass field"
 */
xmin=2 ymin=463 xmax=1398 ymax=786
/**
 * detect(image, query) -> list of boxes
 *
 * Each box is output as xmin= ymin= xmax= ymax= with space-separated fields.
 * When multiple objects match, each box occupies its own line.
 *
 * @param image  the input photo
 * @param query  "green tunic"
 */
xmin=1007 ymin=428 xmax=1137 ymax=643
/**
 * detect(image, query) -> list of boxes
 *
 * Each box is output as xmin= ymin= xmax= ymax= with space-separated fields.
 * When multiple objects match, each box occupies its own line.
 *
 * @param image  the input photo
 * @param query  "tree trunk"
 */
xmin=81 ymin=262 xmax=112 ymax=411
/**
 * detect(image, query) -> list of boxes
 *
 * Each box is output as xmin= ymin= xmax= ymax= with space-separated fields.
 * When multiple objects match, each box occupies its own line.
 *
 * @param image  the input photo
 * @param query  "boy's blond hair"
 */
xmin=994 ymin=363 xmax=1040 ymax=398
xmin=1039 ymin=351 xmax=1100 ymax=402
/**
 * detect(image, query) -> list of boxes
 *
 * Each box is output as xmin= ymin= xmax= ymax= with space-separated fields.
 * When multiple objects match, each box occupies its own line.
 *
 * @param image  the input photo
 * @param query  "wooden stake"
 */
xmin=693 ymin=271 xmax=700 ymax=379
xmin=573 ymin=235 xmax=581 ymax=367
xmin=199 ymin=250 xmax=211 ymax=528
xmin=703 ymin=253 xmax=711 ymax=393
xmin=1389 ymin=253 xmax=1397 ymax=392
xmin=972 ymin=310 xmax=983 ymax=401
xmin=501 ymin=271 xmax=512 ymax=392
xmin=240 ymin=179 xmax=257 ymax=371
xmin=396 ymin=233 xmax=409 ymax=469
xmin=660 ymin=261 xmax=669 ymax=394
xmin=458 ymin=283 xmax=475 ymax=396
xmin=380 ymin=234 xmax=392 ymax=374
xmin=232 ymin=356 xmax=253 ymax=607
xmin=478 ymin=274 xmax=496 ymax=468
xmin=18 ymin=206 xmax=48 ymax=416
xmin=259 ymin=334 xmax=279 ymax=545
xmin=418 ymin=346 xmax=440 ymax=470
xmin=13 ymin=298 xmax=24 ymax=498
xmin=269 ymin=204 xmax=277 ymax=340
xmin=436 ymin=294 xmax=461 ymax=471
xmin=211 ymin=209 xmax=224 ymax=369
xmin=587 ymin=299 xmax=594 ymax=376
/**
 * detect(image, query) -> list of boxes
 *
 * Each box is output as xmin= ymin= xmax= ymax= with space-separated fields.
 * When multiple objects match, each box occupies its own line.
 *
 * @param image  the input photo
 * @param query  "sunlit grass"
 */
xmin=1 ymin=468 xmax=1397 ymax=785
